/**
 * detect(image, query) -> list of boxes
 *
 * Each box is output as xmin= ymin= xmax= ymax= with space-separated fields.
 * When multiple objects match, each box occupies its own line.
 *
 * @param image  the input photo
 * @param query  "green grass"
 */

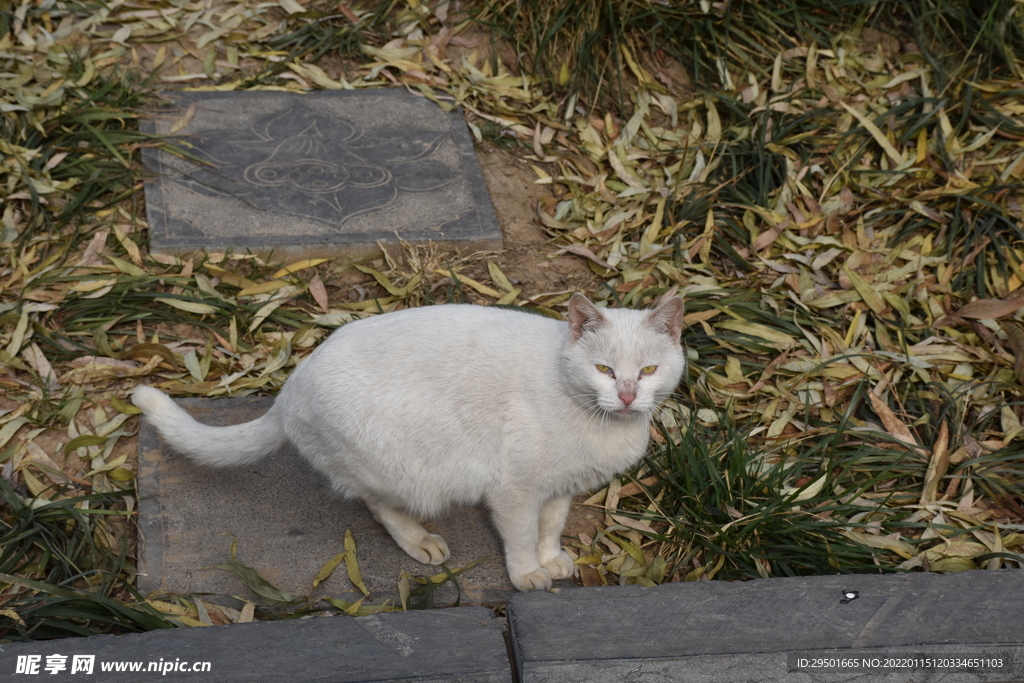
xmin=637 ymin=400 xmax=892 ymax=581
xmin=0 ymin=479 xmax=175 ymax=640
xmin=617 ymin=374 xmax=1024 ymax=582
xmin=476 ymin=0 xmax=1024 ymax=112
xmin=266 ymin=1 xmax=400 ymax=64
xmin=2 ymin=66 xmax=157 ymax=248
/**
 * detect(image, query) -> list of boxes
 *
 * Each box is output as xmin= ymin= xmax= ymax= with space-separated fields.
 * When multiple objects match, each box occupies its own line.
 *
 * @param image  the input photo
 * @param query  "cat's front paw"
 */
xmin=540 ymin=551 xmax=575 ymax=581
xmin=511 ymin=567 xmax=552 ymax=592
xmin=408 ymin=533 xmax=450 ymax=565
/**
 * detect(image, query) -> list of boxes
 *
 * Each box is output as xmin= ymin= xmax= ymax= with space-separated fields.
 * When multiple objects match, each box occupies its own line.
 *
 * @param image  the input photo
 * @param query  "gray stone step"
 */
xmin=141 ymin=90 xmax=501 ymax=261
xmin=8 ymin=566 xmax=1022 ymax=682
xmin=507 ymin=570 xmax=1024 ymax=682
xmin=0 ymin=606 xmax=511 ymax=682
xmin=138 ymin=397 xmax=523 ymax=608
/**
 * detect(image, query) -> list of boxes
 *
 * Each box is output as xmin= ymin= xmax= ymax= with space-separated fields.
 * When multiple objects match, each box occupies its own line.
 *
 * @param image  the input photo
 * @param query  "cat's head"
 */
xmin=562 ymin=290 xmax=687 ymax=419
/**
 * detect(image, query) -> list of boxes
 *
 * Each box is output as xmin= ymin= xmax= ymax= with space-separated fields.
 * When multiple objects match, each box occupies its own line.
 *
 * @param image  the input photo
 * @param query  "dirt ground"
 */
xmin=475 ymin=146 xmax=598 ymax=295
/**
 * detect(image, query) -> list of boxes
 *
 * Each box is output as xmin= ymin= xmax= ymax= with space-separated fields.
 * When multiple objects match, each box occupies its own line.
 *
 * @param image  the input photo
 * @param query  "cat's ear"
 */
xmin=646 ymin=290 xmax=685 ymax=341
xmin=655 ymin=285 xmax=680 ymax=307
xmin=567 ymin=293 xmax=607 ymax=340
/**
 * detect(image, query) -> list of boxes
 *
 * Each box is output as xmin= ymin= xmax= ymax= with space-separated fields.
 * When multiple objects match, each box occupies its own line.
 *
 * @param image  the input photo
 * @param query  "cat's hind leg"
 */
xmin=363 ymin=499 xmax=450 ymax=565
xmin=537 ymin=494 xmax=575 ymax=580
xmin=488 ymin=495 xmax=551 ymax=591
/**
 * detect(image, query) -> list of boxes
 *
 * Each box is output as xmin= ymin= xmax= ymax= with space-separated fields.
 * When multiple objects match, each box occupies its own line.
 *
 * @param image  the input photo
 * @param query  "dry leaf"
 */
xmin=308 ymin=273 xmax=330 ymax=314
xmin=867 ymin=390 xmax=918 ymax=447
xmin=955 ymin=295 xmax=1024 ymax=320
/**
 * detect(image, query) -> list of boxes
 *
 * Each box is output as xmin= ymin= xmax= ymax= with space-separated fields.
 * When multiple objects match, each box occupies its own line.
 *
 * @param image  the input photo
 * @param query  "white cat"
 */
xmin=132 ymin=292 xmax=686 ymax=591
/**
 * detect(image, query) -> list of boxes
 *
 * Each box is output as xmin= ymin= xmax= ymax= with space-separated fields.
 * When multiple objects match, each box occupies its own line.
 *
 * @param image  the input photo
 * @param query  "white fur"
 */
xmin=133 ymin=294 xmax=686 ymax=591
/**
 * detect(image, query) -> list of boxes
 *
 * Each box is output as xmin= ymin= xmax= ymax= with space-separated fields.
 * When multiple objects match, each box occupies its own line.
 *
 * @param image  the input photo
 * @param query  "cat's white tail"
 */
xmin=132 ymin=385 xmax=286 ymax=467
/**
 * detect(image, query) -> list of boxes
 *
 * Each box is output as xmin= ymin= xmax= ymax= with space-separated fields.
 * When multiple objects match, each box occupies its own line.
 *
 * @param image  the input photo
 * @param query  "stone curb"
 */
xmin=508 ymin=570 xmax=1024 ymax=682
xmin=3 ymin=571 xmax=1022 ymax=682
xmin=0 ymin=606 xmax=511 ymax=682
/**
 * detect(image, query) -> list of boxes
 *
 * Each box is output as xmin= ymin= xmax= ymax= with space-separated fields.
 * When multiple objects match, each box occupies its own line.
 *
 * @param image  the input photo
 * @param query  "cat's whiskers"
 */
xmin=569 ymin=392 xmax=639 ymax=433
xmin=579 ymin=402 xmax=608 ymax=432
xmin=566 ymin=392 xmax=610 ymax=431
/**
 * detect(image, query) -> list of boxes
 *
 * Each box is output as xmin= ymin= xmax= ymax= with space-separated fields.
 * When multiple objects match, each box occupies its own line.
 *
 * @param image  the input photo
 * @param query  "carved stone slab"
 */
xmin=141 ymin=90 xmax=502 ymax=260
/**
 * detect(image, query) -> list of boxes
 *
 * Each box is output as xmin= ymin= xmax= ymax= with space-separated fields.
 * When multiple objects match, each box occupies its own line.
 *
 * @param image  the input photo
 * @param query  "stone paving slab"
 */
xmin=141 ymin=90 xmax=502 ymax=260
xmin=0 ymin=606 xmax=511 ymax=682
xmin=137 ymin=396 xmax=527 ymax=607
xmin=507 ymin=570 xmax=1024 ymax=682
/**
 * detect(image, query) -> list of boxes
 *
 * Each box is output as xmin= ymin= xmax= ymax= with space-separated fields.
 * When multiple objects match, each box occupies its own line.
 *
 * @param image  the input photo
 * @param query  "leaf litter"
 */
xmin=1 ymin=0 xmax=1024 ymax=634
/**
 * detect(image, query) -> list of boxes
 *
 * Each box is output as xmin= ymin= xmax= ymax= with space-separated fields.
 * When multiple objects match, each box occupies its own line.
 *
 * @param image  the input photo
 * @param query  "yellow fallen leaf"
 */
xmin=60 ymin=356 xmax=161 ymax=385
xmin=340 ymin=297 xmax=397 ymax=311
xmin=954 ymin=294 xmax=1024 ymax=320
xmin=169 ymin=102 xmax=196 ymax=134
xmin=920 ymin=422 xmax=949 ymax=503
xmin=607 ymin=146 xmax=645 ymax=189
xmin=930 ymin=540 xmax=991 ymax=559
xmin=839 ymin=101 xmax=905 ymax=165
xmin=929 ymin=557 xmax=978 ymax=572
xmin=356 ymin=265 xmax=421 ymax=297
xmin=557 ymin=244 xmax=619 ymax=272
xmin=867 ymin=390 xmax=918 ymax=446
xmin=842 ymin=265 xmax=887 ymax=315
xmin=238 ymin=602 xmax=255 ymax=623
xmin=435 ymin=270 xmax=502 ymax=299
xmin=716 ymin=320 xmax=795 ymax=346
xmin=609 ymin=514 xmax=657 ymax=534
xmin=272 ymin=258 xmax=331 ymax=280
xmin=781 ymin=473 xmax=827 ymax=502
xmin=495 ymin=288 xmax=521 ymax=305
xmin=146 ymin=600 xmax=208 ymax=627
xmin=605 ymin=532 xmax=647 ymax=566
xmin=0 ymin=609 xmax=25 ymax=626
xmin=108 ymin=468 xmax=134 ymax=482
xmin=312 ymin=551 xmax=347 ymax=590
xmin=1002 ymin=406 xmax=1023 ymax=442
xmin=287 ymin=62 xmax=346 ymax=89
xmin=20 ymin=470 xmax=50 ymax=499
xmin=236 ymin=280 xmax=291 ymax=297
xmin=308 ymin=273 xmax=330 ymax=314
xmin=344 ymin=529 xmax=370 ymax=597
xmin=279 ymin=0 xmax=306 ymax=14
xmin=85 ymin=452 xmax=128 ymax=478
xmin=203 ymin=264 xmax=257 ymax=289
xmin=487 ymin=260 xmax=515 ymax=293
xmin=70 ymin=278 xmax=118 ymax=293
xmin=843 ymin=530 xmax=916 ymax=559
xmin=155 ymin=298 xmax=219 ymax=315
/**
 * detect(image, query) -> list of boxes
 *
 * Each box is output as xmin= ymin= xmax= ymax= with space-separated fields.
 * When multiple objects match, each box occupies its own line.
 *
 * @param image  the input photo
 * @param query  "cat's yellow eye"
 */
xmin=595 ymin=364 xmax=612 ymax=374
xmin=641 ymin=365 xmax=658 ymax=375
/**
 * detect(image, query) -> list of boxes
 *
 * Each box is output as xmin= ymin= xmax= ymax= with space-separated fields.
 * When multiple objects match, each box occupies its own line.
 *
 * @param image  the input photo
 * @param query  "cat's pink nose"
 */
xmin=619 ymin=392 xmax=635 ymax=407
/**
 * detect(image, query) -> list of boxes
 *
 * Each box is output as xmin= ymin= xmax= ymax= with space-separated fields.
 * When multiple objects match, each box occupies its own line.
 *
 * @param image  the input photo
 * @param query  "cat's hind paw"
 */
xmin=511 ymin=568 xmax=552 ymax=592
xmin=407 ymin=533 xmax=450 ymax=565
xmin=541 ymin=551 xmax=575 ymax=581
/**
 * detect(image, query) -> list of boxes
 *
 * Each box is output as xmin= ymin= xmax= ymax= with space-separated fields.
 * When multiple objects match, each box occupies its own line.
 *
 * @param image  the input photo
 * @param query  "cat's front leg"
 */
xmin=487 ymin=494 xmax=551 ymax=591
xmin=537 ymin=494 xmax=575 ymax=580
